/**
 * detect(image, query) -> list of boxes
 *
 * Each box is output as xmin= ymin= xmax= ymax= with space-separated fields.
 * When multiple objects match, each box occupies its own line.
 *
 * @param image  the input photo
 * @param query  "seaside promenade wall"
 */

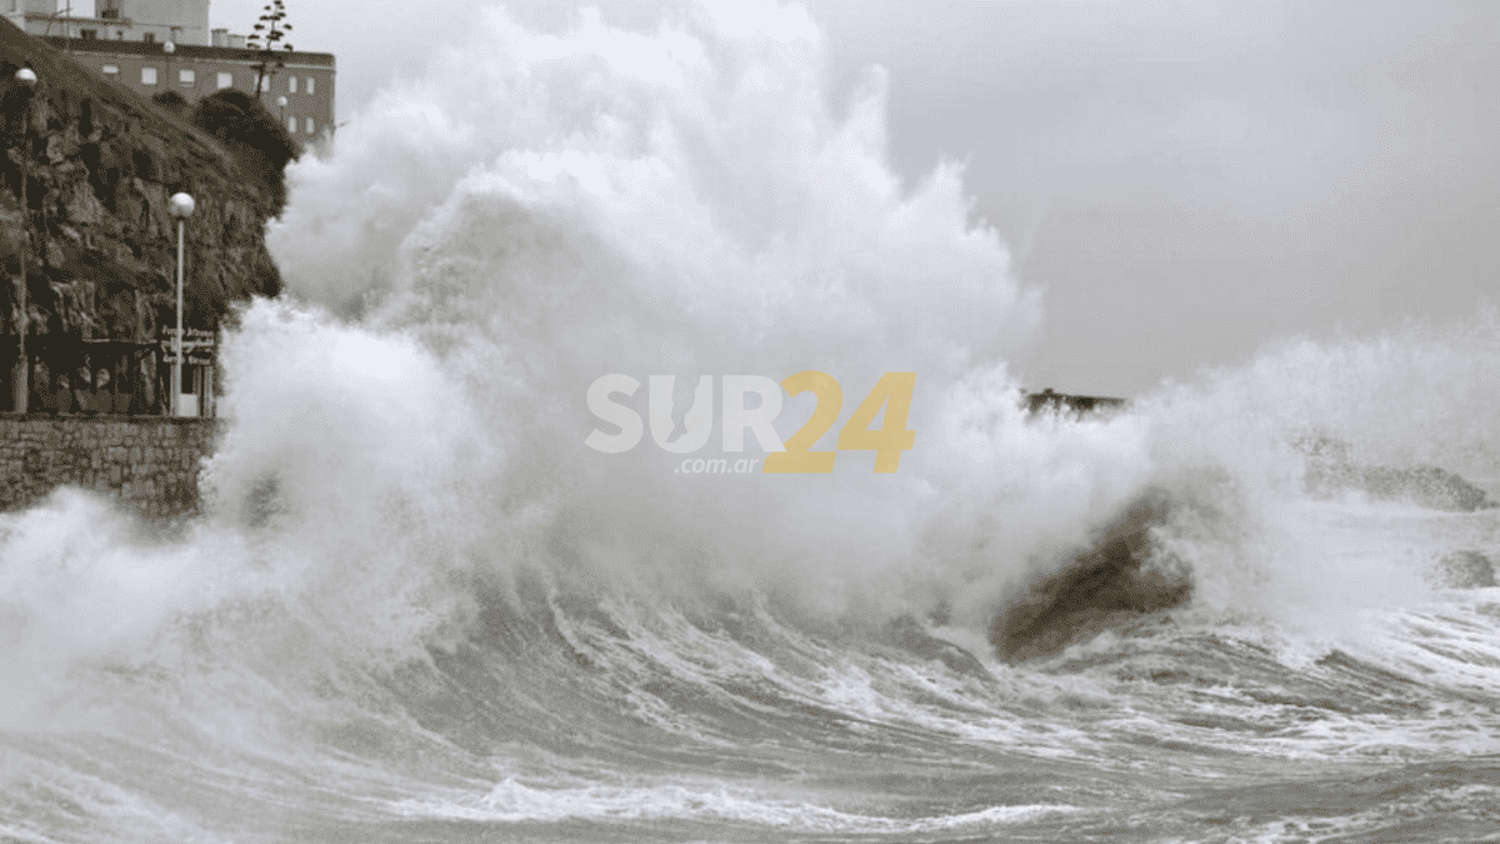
xmin=0 ymin=415 xmax=216 ymax=519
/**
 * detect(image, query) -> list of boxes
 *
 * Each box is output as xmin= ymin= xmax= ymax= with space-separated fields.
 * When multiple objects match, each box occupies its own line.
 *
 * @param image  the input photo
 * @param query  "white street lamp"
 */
xmin=12 ymin=67 xmax=37 ymax=414
xmin=168 ymin=192 xmax=195 ymax=416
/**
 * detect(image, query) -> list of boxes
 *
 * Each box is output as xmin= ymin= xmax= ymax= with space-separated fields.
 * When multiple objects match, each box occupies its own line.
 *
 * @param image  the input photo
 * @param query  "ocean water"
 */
xmin=4 ymin=4 xmax=1500 ymax=842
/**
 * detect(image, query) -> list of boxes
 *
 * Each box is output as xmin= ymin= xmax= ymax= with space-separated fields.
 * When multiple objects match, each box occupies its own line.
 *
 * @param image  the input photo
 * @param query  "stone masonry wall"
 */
xmin=0 ymin=415 xmax=215 ymax=519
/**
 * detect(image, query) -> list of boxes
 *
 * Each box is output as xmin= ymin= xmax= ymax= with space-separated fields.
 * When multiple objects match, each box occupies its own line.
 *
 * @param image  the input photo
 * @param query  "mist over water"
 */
xmin=3 ymin=3 xmax=1500 ymax=841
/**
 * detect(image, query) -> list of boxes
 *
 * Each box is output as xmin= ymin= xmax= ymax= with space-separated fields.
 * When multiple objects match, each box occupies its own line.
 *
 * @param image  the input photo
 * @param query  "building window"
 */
xmin=102 ymin=64 xmax=119 ymax=77
xmin=305 ymin=77 xmax=314 ymax=95
xmin=80 ymin=29 xmax=97 ymax=39
xmin=141 ymin=67 xmax=158 ymax=85
xmin=179 ymin=69 xmax=195 ymax=87
xmin=305 ymin=117 xmax=315 ymax=135
xmin=143 ymin=33 xmax=155 ymax=43
xmin=259 ymin=76 xmax=271 ymax=93
xmin=100 ymin=0 xmax=120 ymax=19
xmin=287 ymin=116 xmax=297 ymax=134
xmin=288 ymin=76 xmax=297 ymax=94
xmin=217 ymin=72 xmax=233 ymax=89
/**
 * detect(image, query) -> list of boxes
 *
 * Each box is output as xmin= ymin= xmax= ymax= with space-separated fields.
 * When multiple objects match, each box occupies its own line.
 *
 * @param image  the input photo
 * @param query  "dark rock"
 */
xmin=1430 ymin=551 xmax=1497 ymax=589
xmin=989 ymin=489 xmax=1193 ymax=662
xmin=1306 ymin=463 xmax=1496 ymax=512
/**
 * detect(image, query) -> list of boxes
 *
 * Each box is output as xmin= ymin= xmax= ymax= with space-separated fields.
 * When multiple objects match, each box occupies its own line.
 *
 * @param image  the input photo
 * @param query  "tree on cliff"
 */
xmin=191 ymin=89 xmax=298 ymax=212
xmin=246 ymin=0 xmax=294 ymax=103
xmin=151 ymin=90 xmax=188 ymax=116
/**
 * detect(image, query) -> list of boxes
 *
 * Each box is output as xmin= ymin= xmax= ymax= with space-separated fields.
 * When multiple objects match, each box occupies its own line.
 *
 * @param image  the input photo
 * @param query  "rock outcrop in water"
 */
xmin=1 ymin=19 xmax=281 ymax=350
xmin=1305 ymin=463 xmax=1496 ymax=512
xmin=1429 ymin=551 xmax=1497 ymax=589
xmin=989 ymin=489 xmax=1193 ymax=662
xmin=1294 ymin=437 xmax=1496 ymax=512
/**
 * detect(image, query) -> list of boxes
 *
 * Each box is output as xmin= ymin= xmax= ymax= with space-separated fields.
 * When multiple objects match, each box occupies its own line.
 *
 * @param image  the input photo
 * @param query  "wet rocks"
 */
xmin=1306 ymin=463 xmax=1496 ymax=512
xmin=989 ymin=489 xmax=1193 ymax=662
xmin=1429 ymin=551 xmax=1497 ymax=590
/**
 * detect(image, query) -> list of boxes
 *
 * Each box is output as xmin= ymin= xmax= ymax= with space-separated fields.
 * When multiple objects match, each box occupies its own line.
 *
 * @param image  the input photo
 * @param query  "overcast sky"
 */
xmin=194 ymin=0 xmax=1499 ymax=397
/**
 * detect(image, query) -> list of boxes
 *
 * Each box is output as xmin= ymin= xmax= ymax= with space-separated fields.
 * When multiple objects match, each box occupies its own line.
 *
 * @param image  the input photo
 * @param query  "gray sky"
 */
xmin=201 ymin=0 xmax=1499 ymax=397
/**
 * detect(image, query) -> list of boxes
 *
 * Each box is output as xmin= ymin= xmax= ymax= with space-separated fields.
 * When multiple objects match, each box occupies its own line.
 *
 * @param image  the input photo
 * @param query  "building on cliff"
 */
xmin=5 ymin=1 xmax=333 ymax=140
xmin=2 ymin=13 xmax=285 ymax=418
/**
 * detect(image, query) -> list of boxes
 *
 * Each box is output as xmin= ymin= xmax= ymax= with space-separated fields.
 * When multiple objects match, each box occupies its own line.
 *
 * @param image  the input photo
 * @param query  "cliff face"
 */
xmin=0 ymin=17 xmax=280 ymax=350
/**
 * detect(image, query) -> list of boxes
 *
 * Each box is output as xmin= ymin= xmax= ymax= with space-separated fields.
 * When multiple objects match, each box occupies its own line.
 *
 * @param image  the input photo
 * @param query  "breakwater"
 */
xmin=1025 ymin=388 xmax=1128 ymax=415
xmin=0 ymin=415 xmax=215 ymax=519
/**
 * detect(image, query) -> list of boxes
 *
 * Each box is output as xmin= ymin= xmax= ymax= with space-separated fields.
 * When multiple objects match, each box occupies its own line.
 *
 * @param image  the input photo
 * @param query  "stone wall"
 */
xmin=0 ymin=414 xmax=215 ymax=519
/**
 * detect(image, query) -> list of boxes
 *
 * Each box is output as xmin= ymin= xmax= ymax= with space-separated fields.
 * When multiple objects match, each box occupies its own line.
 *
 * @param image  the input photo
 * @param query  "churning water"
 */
xmin=4 ymin=4 xmax=1500 ymax=842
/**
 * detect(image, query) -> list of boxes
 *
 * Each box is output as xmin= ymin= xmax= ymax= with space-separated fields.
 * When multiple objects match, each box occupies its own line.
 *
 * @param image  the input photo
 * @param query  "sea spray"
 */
xmin=255 ymin=1 xmax=1090 ymax=622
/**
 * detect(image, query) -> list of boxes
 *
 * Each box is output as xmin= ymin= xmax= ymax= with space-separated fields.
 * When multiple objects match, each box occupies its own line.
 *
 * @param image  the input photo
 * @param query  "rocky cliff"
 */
xmin=0 ymin=17 xmax=280 ymax=357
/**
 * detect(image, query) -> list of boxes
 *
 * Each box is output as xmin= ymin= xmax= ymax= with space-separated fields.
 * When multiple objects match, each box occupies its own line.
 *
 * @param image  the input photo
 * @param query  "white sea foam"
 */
xmin=392 ymin=776 xmax=1082 ymax=832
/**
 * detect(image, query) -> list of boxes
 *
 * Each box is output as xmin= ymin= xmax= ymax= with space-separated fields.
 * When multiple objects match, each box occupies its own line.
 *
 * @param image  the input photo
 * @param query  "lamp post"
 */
xmin=12 ymin=67 xmax=36 ymax=414
xmin=168 ymin=192 xmax=194 ymax=416
xmin=163 ymin=40 xmax=175 ymax=92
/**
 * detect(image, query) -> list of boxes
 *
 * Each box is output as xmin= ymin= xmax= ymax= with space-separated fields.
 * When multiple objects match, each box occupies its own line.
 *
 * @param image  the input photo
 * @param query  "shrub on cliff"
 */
xmin=191 ymin=89 xmax=298 ymax=212
xmin=151 ymin=89 xmax=188 ymax=116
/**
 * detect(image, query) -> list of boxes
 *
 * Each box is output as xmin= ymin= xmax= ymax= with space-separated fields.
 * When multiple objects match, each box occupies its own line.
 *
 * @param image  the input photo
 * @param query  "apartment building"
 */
xmin=8 ymin=1 xmax=334 ymax=138
xmin=7 ymin=0 xmax=210 ymax=46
